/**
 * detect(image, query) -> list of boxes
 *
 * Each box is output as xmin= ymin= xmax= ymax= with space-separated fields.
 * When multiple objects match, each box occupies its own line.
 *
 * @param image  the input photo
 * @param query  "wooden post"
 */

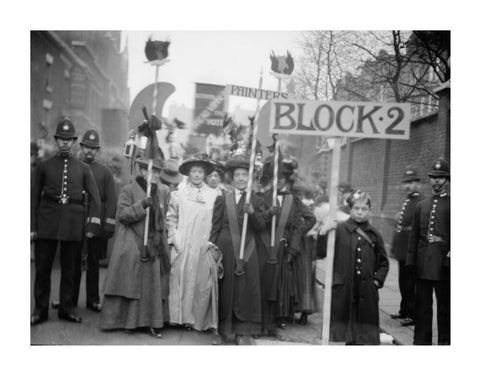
xmin=239 ymin=68 xmax=263 ymax=260
xmin=270 ymin=76 xmax=282 ymax=247
xmin=321 ymin=137 xmax=341 ymax=345
xmin=144 ymin=64 xmax=160 ymax=247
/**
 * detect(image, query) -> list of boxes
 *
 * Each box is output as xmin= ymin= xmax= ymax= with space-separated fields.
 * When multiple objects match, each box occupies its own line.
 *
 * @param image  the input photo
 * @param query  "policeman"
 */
xmin=390 ymin=167 xmax=424 ymax=326
xmin=31 ymin=119 xmax=101 ymax=325
xmin=74 ymin=130 xmax=117 ymax=312
xmin=406 ymin=158 xmax=450 ymax=345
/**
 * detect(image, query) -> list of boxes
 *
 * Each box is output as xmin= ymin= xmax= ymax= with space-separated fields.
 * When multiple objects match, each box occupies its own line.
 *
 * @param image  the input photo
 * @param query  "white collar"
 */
xmin=189 ymin=182 xmax=204 ymax=190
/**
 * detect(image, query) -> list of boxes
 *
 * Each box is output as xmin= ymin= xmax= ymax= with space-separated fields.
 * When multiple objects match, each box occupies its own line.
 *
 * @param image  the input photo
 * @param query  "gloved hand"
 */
xmin=285 ymin=253 xmax=294 ymax=263
xmin=405 ymin=264 xmax=416 ymax=274
xmin=243 ymin=202 xmax=254 ymax=214
xmin=142 ymin=197 xmax=153 ymax=208
xmin=268 ymin=206 xmax=281 ymax=217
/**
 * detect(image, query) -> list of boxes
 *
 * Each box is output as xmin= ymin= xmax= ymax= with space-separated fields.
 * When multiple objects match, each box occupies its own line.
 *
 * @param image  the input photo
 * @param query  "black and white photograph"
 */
xmin=4 ymin=0 xmax=479 ymax=374
xmin=29 ymin=28 xmax=451 ymax=345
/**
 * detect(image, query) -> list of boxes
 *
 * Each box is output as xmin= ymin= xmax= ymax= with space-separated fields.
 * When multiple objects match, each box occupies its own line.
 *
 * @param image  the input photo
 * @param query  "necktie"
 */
xmin=237 ymin=191 xmax=246 ymax=207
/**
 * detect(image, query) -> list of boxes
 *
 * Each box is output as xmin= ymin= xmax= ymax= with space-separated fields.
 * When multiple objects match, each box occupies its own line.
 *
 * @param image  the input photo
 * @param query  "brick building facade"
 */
xmin=31 ymin=31 xmax=130 ymax=156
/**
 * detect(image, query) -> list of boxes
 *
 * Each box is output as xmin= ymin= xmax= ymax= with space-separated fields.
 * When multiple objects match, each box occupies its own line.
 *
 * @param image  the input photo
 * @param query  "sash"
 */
xmin=355 ymin=227 xmax=374 ymax=248
xmin=225 ymin=192 xmax=255 ymax=276
xmin=268 ymin=194 xmax=293 ymax=264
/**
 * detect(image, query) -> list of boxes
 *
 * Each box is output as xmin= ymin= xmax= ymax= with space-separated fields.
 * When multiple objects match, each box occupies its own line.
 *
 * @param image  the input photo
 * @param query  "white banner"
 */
xmin=267 ymin=99 xmax=411 ymax=140
xmin=226 ymin=84 xmax=288 ymax=100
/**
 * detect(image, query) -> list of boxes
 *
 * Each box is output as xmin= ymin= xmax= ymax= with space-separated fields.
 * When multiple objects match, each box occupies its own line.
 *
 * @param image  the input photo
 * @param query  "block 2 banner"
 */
xmin=193 ymin=83 xmax=227 ymax=136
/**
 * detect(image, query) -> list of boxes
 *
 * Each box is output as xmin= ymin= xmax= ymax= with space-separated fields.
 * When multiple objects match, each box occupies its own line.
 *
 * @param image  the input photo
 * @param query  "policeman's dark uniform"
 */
xmin=72 ymin=130 xmax=117 ymax=311
xmin=391 ymin=167 xmax=424 ymax=321
xmin=406 ymin=158 xmax=450 ymax=345
xmin=31 ymin=119 xmax=101 ymax=324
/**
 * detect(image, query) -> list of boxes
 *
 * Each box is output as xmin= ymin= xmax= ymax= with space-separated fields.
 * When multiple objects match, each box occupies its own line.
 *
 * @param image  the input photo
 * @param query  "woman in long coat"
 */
xmin=166 ymin=154 xmax=219 ymax=330
xmin=100 ymin=157 xmax=170 ymax=338
xmin=329 ymin=190 xmax=389 ymax=345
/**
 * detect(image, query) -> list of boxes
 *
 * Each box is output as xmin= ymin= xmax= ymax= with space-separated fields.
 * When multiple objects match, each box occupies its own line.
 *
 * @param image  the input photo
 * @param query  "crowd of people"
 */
xmin=30 ymin=118 xmax=450 ymax=345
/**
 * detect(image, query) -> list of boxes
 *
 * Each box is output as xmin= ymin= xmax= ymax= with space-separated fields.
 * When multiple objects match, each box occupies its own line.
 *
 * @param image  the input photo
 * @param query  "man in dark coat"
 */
xmin=209 ymin=154 xmax=265 ymax=345
xmin=73 ymin=129 xmax=117 ymax=312
xmin=406 ymin=158 xmax=450 ymax=345
xmin=31 ymin=118 xmax=101 ymax=325
xmin=390 ymin=167 xmax=424 ymax=326
xmin=329 ymin=190 xmax=389 ymax=345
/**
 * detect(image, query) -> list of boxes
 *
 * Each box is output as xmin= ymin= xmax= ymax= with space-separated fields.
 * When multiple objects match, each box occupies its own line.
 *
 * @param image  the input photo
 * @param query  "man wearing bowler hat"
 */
xmin=406 ymin=158 xmax=450 ymax=345
xmin=390 ymin=166 xmax=424 ymax=326
xmin=159 ymin=158 xmax=183 ymax=191
xmin=31 ymin=118 xmax=101 ymax=325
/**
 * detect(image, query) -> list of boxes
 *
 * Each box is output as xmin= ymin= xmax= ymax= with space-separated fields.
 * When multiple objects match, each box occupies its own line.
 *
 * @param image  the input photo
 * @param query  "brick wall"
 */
xmin=317 ymin=88 xmax=450 ymax=249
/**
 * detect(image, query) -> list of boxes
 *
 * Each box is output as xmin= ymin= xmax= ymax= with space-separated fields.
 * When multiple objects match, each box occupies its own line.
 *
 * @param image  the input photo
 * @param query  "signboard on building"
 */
xmin=193 ymin=83 xmax=227 ymax=136
xmin=265 ymin=99 xmax=411 ymax=140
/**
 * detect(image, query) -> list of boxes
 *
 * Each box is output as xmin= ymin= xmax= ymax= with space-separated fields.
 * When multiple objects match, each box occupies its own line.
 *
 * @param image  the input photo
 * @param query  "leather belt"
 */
xmin=396 ymin=224 xmax=412 ymax=232
xmin=43 ymin=194 xmax=83 ymax=205
xmin=427 ymin=234 xmax=447 ymax=243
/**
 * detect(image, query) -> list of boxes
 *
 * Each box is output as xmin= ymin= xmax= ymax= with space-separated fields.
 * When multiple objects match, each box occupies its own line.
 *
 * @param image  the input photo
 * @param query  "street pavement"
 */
xmin=31 ymin=252 xmax=436 ymax=345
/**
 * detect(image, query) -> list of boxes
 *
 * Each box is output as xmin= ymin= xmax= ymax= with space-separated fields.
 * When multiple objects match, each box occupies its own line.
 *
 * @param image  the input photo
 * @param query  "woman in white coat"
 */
xmin=166 ymin=153 xmax=221 ymax=331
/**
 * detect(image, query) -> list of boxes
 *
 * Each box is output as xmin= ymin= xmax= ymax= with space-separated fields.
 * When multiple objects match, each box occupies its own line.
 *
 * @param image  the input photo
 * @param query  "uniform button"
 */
xmin=63 ymin=194 xmax=66 ymax=197
xmin=434 ymin=199 xmax=438 ymax=203
xmin=357 ymin=248 xmax=361 ymax=251
xmin=358 ymin=237 xmax=361 ymax=241
xmin=64 ymin=181 xmax=67 ymax=185
xmin=357 ymin=259 xmax=361 ymax=263
xmin=357 ymin=271 xmax=361 ymax=275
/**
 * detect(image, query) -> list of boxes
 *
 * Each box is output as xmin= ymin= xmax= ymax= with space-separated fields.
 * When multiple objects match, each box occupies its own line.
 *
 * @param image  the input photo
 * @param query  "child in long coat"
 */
xmin=327 ymin=190 xmax=389 ymax=345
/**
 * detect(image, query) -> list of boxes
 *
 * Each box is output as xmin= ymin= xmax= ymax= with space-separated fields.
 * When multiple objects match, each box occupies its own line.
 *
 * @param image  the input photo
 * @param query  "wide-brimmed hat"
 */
xmin=135 ymin=156 xmax=165 ymax=171
xmin=401 ymin=166 xmax=420 ymax=182
xmin=262 ymin=156 xmax=297 ymax=179
xmin=428 ymin=157 xmax=450 ymax=178
xmin=159 ymin=159 xmax=183 ymax=184
xmin=225 ymin=154 xmax=250 ymax=172
xmin=54 ymin=118 xmax=77 ymax=140
xmin=291 ymin=179 xmax=313 ymax=193
xmin=209 ymin=160 xmax=226 ymax=177
xmin=179 ymin=153 xmax=215 ymax=176
xmin=80 ymin=129 xmax=100 ymax=148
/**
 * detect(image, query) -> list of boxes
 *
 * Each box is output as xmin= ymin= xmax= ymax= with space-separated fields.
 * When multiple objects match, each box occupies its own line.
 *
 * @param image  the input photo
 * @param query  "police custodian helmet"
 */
xmin=428 ymin=158 xmax=450 ymax=178
xmin=80 ymin=129 xmax=100 ymax=148
xmin=401 ymin=166 xmax=420 ymax=182
xmin=54 ymin=118 xmax=77 ymax=140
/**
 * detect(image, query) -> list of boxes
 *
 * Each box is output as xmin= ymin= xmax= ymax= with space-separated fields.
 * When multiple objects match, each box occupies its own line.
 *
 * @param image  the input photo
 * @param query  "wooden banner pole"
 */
xmin=321 ymin=137 xmax=341 ymax=345
xmin=239 ymin=67 xmax=263 ymax=260
xmin=144 ymin=64 xmax=160 ymax=247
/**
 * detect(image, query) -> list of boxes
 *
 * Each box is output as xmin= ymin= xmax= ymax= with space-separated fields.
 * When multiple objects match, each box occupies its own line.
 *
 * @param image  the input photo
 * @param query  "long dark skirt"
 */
xmin=217 ymin=227 xmax=261 ymax=336
xmin=276 ymin=242 xmax=301 ymax=319
xmin=295 ymin=235 xmax=319 ymax=314
xmin=100 ymin=259 xmax=167 ymax=330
